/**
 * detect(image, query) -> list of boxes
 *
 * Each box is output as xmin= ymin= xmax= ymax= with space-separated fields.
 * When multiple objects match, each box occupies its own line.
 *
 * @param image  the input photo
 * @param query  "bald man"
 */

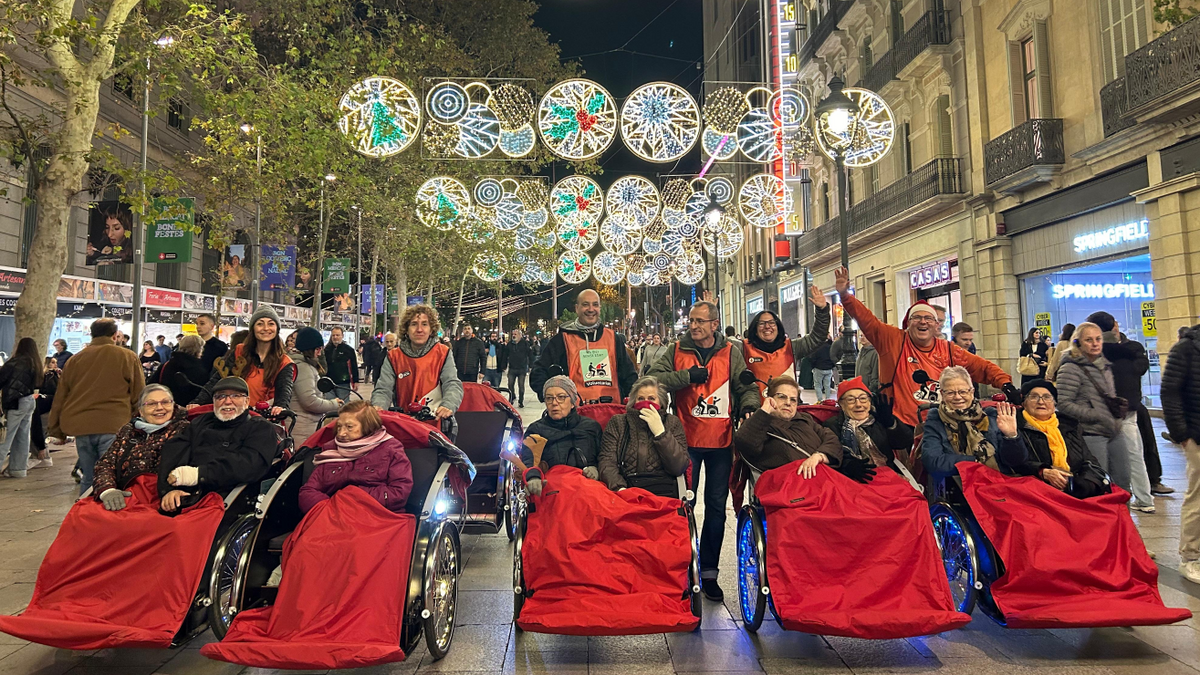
xmin=530 ymin=289 xmax=637 ymax=403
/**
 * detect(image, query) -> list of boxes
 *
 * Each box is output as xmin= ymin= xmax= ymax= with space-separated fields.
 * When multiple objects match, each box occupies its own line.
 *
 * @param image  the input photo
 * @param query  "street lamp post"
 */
xmin=240 ymin=124 xmax=263 ymax=311
xmin=131 ymin=37 xmax=173 ymax=346
xmin=354 ymin=206 xmax=362 ymax=346
xmin=814 ymin=74 xmax=859 ymax=336
xmin=311 ymin=174 xmax=336 ymax=327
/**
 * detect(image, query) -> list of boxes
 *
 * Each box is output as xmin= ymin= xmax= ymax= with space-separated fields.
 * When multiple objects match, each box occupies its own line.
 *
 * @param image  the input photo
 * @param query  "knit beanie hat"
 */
xmin=249 ymin=305 xmax=280 ymax=329
xmin=902 ymin=301 xmax=938 ymax=329
xmin=837 ymin=376 xmax=871 ymax=400
xmin=293 ymin=327 xmax=324 ymax=352
xmin=543 ymin=375 xmax=580 ymax=406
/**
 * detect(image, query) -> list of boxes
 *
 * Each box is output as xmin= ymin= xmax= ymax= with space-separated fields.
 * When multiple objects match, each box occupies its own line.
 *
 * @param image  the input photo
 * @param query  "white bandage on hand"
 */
xmin=169 ymin=466 xmax=199 ymax=487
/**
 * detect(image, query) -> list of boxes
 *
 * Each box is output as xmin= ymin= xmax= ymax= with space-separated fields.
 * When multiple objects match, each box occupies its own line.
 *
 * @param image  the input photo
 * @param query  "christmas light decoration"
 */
xmin=738 ymin=173 xmax=788 ymax=229
xmin=338 ymin=76 xmax=421 ymax=158
xmin=706 ymin=177 xmax=735 ymax=205
xmin=592 ymin=251 xmax=628 ymax=286
xmin=499 ymin=124 xmax=536 ymax=158
xmin=426 ymin=81 xmax=470 ymax=123
xmin=626 ymin=269 xmax=644 ymax=286
xmin=472 ymin=252 xmax=508 ymax=282
xmin=558 ymin=250 xmax=592 ymax=283
xmin=736 ymin=105 xmax=782 ymax=162
xmin=701 ymin=128 xmax=737 ymax=160
xmin=600 ymin=214 xmax=642 ymax=256
xmin=703 ymin=86 xmax=749 ymax=134
xmin=422 ymin=120 xmax=460 ymax=157
xmin=516 ymin=180 xmax=550 ymax=213
xmin=537 ymin=79 xmax=617 ymax=160
xmin=815 ymin=87 xmax=896 ymax=168
xmin=673 ymin=250 xmax=705 ymax=285
xmin=474 ymin=178 xmax=503 ymax=206
xmin=660 ymin=178 xmax=692 ymax=210
xmin=455 ymin=103 xmax=500 ymax=158
xmin=605 ymin=175 xmax=660 ymax=230
xmin=522 ymin=207 xmax=549 ymax=231
xmin=556 ymin=219 xmax=599 ymax=251
xmin=492 ymin=192 xmax=523 ymax=231
xmin=551 ymin=175 xmax=604 ymax=227
xmin=769 ymin=87 xmax=810 ymax=127
xmin=416 ymin=176 xmax=471 ymax=231
xmin=490 ymin=83 xmax=536 ymax=130
xmin=458 ymin=213 xmax=495 ymax=244
xmin=619 ymin=82 xmax=700 ymax=163
xmin=701 ymin=212 xmax=744 ymax=259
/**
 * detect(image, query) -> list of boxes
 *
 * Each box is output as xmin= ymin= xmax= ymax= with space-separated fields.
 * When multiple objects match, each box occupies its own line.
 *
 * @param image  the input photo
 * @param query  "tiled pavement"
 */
xmin=0 ymin=383 xmax=1197 ymax=674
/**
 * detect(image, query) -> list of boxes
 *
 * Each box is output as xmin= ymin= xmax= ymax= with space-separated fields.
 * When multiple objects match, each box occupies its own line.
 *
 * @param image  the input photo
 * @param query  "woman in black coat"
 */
xmin=520 ymin=375 xmax=603 ymax=496
xmin=1019 ymin=328 xmax=1050 ymax=385
xmin=1015 ymin=380 xmax=1111 ymax=499
xmin=158 ymin=335 xmax=209 ymax=406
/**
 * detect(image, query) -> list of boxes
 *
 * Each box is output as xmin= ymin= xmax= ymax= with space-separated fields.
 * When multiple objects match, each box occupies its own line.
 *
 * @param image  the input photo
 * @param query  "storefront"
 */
xmin=1010 ymin=200 xmax=1159 ymax=405
xmin=778 ymin=277 xmax=808 ymax=339
xmin=906 ymin=259 xmax=962 ymax=338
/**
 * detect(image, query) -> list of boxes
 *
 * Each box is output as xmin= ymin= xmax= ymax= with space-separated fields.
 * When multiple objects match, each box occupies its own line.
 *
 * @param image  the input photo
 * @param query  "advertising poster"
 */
xmin=97 ymin=282 xmax=133 ymax=304
xmin=322 ymin=258 xmax=351 ymax=294
xmin=144 ymin=197 xmax=194 ymax=263
xmin=331 ymin=293 xmax=355 ymax=312
xmin=222 ymin=244 xmax=248 ymax=289
xmin=1034 ymin=312 xmax=1053 ymax=340
xmin=260 ymin=245 xmax=296 ymax=291
xmin=57 ymin=278 xmax=96 ymax=301
xmin=86 ymin=200 xmax=134 ymax=266
xmin=1141 ymin=301 xmax=1157 ymax=337
xmin=360 ymin=284 xmax=384 ymax=313
xmin=183 ymin=293 xmax=216 ymax=311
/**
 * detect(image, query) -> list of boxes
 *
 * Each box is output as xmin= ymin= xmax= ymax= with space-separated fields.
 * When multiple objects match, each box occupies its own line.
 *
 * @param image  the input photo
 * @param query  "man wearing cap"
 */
xmin=834 ymin=266 xmax=1017 ymax=430
xmin=531 ymin=289 xmax=638 ymax=404
xmin=157 ymin=377 xmax=278 ymax=513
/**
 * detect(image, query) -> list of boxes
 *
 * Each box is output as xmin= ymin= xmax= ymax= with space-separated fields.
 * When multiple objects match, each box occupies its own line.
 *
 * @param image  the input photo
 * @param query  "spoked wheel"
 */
xmin=208 ymin=514 xmax=258 ymax=639
xmin=504 ymin=462 xmax=521 ymax=542
xmin=513 ymin=499 xmax=526 ymax=629
xmin=736 ymin=507 xmax=767 ymax=631
xmin=423 ymin=525 xmax=459 ymax=660
xmin=930 ymin=503 xmax=979 ymax=616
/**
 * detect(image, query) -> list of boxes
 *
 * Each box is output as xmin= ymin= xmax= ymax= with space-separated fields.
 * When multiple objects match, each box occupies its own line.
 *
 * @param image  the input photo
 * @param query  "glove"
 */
xmin=640 ymin=407 xmax=666 ymax=437
xmin=839 ymin=455 xmax=877 ymax=484
xmin=872 ymin=391 xmax=894 ymax=427
xmin=547 ymin=364 xmax=565 ymax=378
xmin=168 ymin=466 xmax=199 ymax=487
xmin=582 ymin=466 xmax=599 ymax=480
xmin=1002 ymin=382 xmax=1021 ymax=405
xmin=99 ymin=489 xmax=132 ymax=511
xmin=688 ymin=366 xmax=709 ymax=384
xmin=525 ymin=478 xmax=544 ymax=496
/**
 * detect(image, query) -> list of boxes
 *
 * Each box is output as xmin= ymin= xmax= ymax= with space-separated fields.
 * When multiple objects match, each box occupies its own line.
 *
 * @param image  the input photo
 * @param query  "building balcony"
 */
xmin=800 ymin=1 xmax=853 ymax=62
xmin=795 ymin=158 xmax=965 ymax=265
xmin=1100 ymin=77 xmax=1136 ymax=137
xmin=983 ymin=118 xmax=1065 ymax=193
xmin=857 ymin=12 xmax=951 ymax=93
xmin=1124 ymin=16 xmax=1200 ymax=124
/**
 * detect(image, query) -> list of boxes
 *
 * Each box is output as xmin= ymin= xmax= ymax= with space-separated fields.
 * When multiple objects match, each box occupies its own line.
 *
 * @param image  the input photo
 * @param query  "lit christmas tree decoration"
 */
xmin=416 ymin=177 xmax=471 ymax=231
xmin=338 ymin=76 xmax=421 ymax=157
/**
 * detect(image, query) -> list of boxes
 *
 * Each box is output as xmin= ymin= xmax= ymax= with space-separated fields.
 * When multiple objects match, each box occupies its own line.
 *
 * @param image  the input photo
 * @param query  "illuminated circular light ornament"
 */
xmin=619 ymin=82 xmax=700 ymax=162
xmin=557 ymin=219 xmax=599 ymax=251
xmin=626 ymin=269 xmax=644 ymax=286
xmin=489 ymin=83 xmax=536 ymax=130
xmin=769 ymin=87 xmax=810 ymax=128
xmin=685 ymin=191 xmax=715 ymax=229
xmin=499 ymin=125 xmax=536 ymax=158
xmin=491 ymin=192 xmax=523 ymax=231
xmin=474 ymin=178 xmax=503 ymax=206
xmin=660 ymin=179 xmax=692 ymax=211
xmin=416 ymin=177 xmax=471 ymax=231
xmin=674 ymin=250 xmax=706 ymax=285
xmin=516 ymin=180 xmax=550 ymax=213
xmin=736 ymin=105 xmax=781 ymax=162
xmin=815 ymin=87 xmax=896 ymax=168
xmin=703 ymin=86 xmax=749 ymax=134
xmin=459 ymin=214 xmax=495 ymax=244
xmin=706 ymin=177 xmax=735 ymax=205
xmin=606 ymin=175 xmax=660 ymax=230
xmin=592 ymin=251 xmax=628 ymax=286
xmin=522 ymin=207 xmax=549 ymax=231
xmin=426 ymin=81 xmax=470 ymax=123
xmin=558 ymin=251 xmax=592 ymax=284
xmin=600 ymin=215 xmax=642 ymax=256
xmin=550 ymin=176 xmax=604 ymax=227
xmin=455 ymin=103 xmax=501 ymax=158
xmin=738 ymin=173 xmax=788 ymax=229
xmin=536 ymin=229 xmax=557 ymax=250
xmin=701 ymin=127 xmax=738 ymax=160
xmin=338 ymin=76 xmax=422 ymax=158
xmin=472 ymin=252 xmax=507 ymax=282
xmin=702 ymin=213 xmax=744 ymax=260
xmin=537 ymin=79 xmax=617 ymax=160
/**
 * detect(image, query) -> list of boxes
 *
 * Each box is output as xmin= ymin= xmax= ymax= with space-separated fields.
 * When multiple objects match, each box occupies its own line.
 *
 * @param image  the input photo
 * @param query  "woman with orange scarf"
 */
xmin=1015 ymin=379 xmax=1111 ymax=499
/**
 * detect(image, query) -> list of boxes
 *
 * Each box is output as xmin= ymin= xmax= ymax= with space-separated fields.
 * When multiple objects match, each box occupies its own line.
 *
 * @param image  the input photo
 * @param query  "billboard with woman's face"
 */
xmin=86 ymin=201 xmax=134 ymax=266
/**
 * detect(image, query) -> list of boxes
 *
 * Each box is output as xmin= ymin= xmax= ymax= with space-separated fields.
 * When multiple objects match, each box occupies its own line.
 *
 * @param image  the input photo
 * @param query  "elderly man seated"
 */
xmin=922 ymin=366 xmax=1030 ymax=481
xmin=157 ymin=377 xmax=278 ymax=513
xmin=1015 ymin=379 xmax=1112 ymax=499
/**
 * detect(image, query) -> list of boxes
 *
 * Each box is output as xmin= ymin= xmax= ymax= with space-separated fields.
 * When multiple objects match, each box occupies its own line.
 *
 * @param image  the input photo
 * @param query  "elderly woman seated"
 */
xmin=735 ymin=376 xmax=874 ymax=482
xmin=298 ymin=400 xmax=413 ymax=513
xmin=921 ymin=366 xmax=1029 ymax=480
xmin=1015 ymin=379 xmax=1112 ymax=499
xmin=822 ymin=376 xmax=914 ymax=476
xmin=597 ymin=376 xmax=689 ymax=497
xmin=92 ymin=384 xmax=190 ymax=511
xmin=521 ymin=375 xmax=603 ymax=496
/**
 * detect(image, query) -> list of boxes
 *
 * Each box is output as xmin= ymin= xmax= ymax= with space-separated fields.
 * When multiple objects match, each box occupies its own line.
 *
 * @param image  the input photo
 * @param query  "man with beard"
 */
xmin=157 ymin=377 xmax=278 ymax=513
xmin=530 ymin=289 xmax=637 ymax=403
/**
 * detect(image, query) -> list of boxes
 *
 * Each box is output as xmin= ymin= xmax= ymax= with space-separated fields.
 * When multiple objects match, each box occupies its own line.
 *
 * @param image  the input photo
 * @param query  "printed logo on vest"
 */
xmin=691 ymin=380 xmax=730 ymax=419
xmin=396 ymin=370 xmax=412 ymax=380
xmin=748 ymin=356 xmax=764 ymax=364
xmin=579 ymin=348 xmax=613 ymax=387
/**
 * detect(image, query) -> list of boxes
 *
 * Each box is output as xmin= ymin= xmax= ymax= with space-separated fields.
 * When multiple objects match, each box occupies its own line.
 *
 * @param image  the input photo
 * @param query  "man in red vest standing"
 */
xmin=530 ymin=289 xmax=638 ymax=404
xmin=649 ymin=300 xmax=760 ymax=602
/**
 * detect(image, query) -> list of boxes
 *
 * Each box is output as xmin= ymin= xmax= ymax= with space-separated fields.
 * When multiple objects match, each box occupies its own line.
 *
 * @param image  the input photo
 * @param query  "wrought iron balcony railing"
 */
xmin=1100 ymin=77 xmax=1136 ymax=137
xmin=983 ymin=118 xmax=1064 ymax=188
xmin=858 ymin=12 xmax=951 ymax=92
xmin=1125 ymin=15 xmax=1200 ymax=112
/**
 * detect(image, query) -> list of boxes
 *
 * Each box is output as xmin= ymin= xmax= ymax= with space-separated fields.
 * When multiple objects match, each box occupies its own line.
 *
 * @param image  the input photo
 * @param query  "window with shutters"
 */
xmin=866 ymin=164 xmax=879 ymax=195
xmin=1099 ymin=0 xmax=1147 ymax=83
xmin=1008 ymin=20 xmax=1053 ymax=125
xmin=890 ymin=1 xmax=905 ymax=48
xmin=862 ymin=40 xmax=873 ymax=70
xmin=933 ymin=94 xmax=953 ymax=157
xmin=820 ymin=183 xmax=830 ymax=222
xmin=1022 ymin=38 xmax=1039 ymax=120
xmin=901 ymin=122 xmax=912 ymax=175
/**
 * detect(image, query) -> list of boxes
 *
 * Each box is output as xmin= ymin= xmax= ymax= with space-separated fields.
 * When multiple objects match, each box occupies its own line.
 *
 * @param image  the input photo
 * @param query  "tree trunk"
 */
xmin=369 ymin=248 xmax=378 ymax=335
xmin=393 ymin=258 xmax=406 ymax=334
xmin=453 ymin=269 xmax=469 ymax=336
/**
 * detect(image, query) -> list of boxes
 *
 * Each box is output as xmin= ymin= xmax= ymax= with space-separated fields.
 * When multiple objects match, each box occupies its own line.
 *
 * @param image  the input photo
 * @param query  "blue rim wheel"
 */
xmin=737 ymin=508 xmax=766 ymax=631
xmin=930 ymin=503 xmax=978 ymax=616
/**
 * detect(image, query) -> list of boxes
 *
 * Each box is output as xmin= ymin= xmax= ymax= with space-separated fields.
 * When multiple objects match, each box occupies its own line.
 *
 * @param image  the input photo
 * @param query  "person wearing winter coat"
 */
xmin=1162 ymin=322 xmax=1200 ymax=583
xmin=51 ymin=339 xmax=73 ymax=371
xmin=298 ymin=400 xmax=413 ymax=513
xmin=451 ymin=325 xmax=488 ymax=383
xmin=530 ymin=290 xmax=638 ymax=403
xmin=921 ymin=366 xmax=1029 ymax=481
xmin=638 ymin=334 xmax=670 ymax=376
xmin=597 ymin=376 xmax=689 ymax=497
xmin=822 ymin=376 xmax=914 ymax=477
xmin=520 ymin=376 xmax=603 ymax=497
xmin=372 ymin=305 xmax=463 ymax=419
xmin=1045 ymin=323 xmax=1076 ymax=382
xmin=323 ymin=327 xmax=358 ymax=401
xmin=505 ymin=329 xmax=533 ymax=407
xmin=92 ymin=385 xmax=190 ymax=510
xmin=361 ymin=336 xmax=384 ymax=384
xmin=1019 ymin=328 xmax=1050 ymax=385
xmin=158 ymin=335 xmax=209 ymax=406
xmin=192 ymin=306 xmax=294 ymax=414
xmin=734 ymin=375 xmax=851 ymax=478
xmin=740 ymin=286 xmax=832 ymax=400
xmin=290 ymin=327 xmax=342 ymax=443
xmin=1053 ymin=322 xmax=1137 ymax=502
xmin=1014 ymin=379 xmax=1111 ymax=500
xmin=0 ymin=337 xmax=43 ymax=478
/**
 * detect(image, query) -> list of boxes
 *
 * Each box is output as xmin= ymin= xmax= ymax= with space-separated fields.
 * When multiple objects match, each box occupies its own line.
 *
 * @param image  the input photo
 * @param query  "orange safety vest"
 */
xmin=564 ymin=330 xmax=621 ymax=403
xmin=741 ymin=339 xmax=795 ymax=400
xmin=234 ymin=343 xmax=294 ymax=406
xmin=674 ymin=343 xmax=733 ymax=449
xmin=387 ymin=342 xmax=449 ymax=410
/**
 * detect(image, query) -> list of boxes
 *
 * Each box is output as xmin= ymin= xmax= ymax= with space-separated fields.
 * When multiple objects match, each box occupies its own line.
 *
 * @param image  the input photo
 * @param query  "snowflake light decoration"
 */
xmin=592 ymin=251 xmax=628 ymax=286
xmin=558 ymin=250 xmax=592 ymax=284
xmin=674 ymin=250 xmax=706 ymax=285
xmin=701 ymin=213 xmax=744 ymax=260
xmin=338 ymin=76 xmax=422 ymax=158
xmin=619 ymin=82 xmax=700 ymax=162
xmin=416 ymin=177 xmax=471 ymax=231
xmin=600 ymin=214 xmax=642 ymax=256
xmin=550 ymin=175 xmax=604 ymax=227
xmin=738 ymin=173 xmax=788 ymax=229
xmin=472 ymin=252 xmax=508 ymax=282
xmin=537 ymin=79 xmax=617 ymax=160
xmin=605 ymin=175 xmax=660 ymax=230
xmin=814 ymin=87 xmax=896 ymax=168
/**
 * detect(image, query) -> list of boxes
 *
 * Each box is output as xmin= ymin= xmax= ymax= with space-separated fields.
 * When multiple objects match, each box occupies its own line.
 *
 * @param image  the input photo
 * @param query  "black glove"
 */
xmin=840 ymin=454 xmax=877 ymax=484
xmin=547 ymin=364 xmax=565 ymax=377
xmin=687 ymin=366 xmax=709 ymax=384
xmin=872 ymin=391 xmax=894 ymax=427
xmin=1002 ymin=382 xmax=1021 ymax=404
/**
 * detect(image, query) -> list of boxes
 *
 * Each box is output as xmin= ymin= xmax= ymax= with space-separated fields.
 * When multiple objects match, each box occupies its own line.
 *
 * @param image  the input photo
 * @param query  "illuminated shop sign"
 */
xmin=1073 ymin=219 xmax=1149 ymax=254
xmin=1051 ymin=282 xmax=1155 ymax=299
xmin=910 ymin=261 xmax=953 ymax=290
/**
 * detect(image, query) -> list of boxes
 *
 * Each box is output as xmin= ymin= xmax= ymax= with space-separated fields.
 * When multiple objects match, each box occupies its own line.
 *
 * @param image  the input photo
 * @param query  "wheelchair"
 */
xmin=207 ymin=410 xmax=472 ymax=659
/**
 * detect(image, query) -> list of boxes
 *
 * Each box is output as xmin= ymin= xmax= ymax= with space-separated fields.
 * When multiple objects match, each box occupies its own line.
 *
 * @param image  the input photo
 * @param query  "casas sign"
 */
xmin=910 ymin=261 xmax=952 ymax=290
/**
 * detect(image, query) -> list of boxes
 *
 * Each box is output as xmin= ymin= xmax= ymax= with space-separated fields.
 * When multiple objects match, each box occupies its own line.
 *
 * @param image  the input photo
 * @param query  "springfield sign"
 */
xmin=1073 ymin=219 xmax=1149 ymax=254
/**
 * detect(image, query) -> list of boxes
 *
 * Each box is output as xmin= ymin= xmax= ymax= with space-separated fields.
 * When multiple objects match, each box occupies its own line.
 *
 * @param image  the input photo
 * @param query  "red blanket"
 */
xmin=201 ymin=487 xmax=417 ymax=669
xmin=517 ymin=466 xmax=699 ymax=635
xmin=757 ymin=464 xmax=971 ymax=638
xmin=958 ymin=462 xmax=1191 ymax=628
xmin=0 ymin=474 xmax=225 ymax=649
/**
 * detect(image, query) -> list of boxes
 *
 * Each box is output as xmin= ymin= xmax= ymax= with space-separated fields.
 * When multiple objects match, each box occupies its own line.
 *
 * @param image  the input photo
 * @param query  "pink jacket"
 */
xmin=298 ymin=436 xmax=413 ymax=513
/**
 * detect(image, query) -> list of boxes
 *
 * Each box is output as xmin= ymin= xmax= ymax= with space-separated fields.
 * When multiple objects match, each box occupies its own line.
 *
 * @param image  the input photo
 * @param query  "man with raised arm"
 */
xmin=530 ymin=289 xmax=638 ymax=404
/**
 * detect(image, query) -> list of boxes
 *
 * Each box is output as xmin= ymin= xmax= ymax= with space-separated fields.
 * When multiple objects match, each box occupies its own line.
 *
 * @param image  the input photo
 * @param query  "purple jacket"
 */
xmin=298 ymin=436 xmax=414 ymax=513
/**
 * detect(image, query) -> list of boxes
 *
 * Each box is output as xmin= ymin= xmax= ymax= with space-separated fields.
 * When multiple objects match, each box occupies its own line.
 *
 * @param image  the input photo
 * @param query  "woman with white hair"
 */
xmin=520 ymin=375 xmax=603 ymax=496
xmin=91 ymin=384 xmax=189 ymax=511
xmin=597 ymin=376 xmax=689 ymax=497
xmin=921 ymin=366 xmax=1029 ymax=480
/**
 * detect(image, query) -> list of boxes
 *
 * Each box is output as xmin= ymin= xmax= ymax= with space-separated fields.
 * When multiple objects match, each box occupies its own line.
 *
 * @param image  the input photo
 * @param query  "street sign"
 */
xmin=322 ymin=258 xmax=351 ymax=294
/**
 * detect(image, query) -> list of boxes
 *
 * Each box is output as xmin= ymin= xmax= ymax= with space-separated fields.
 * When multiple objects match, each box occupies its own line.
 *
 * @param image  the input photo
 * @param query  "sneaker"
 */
xmin=701 ymin=579 xmax=724 ymax=602
xmin=1152 ymin=483 xmax=1175 ymax=495
xmin=1162 ymin=431 xmax=1175 ymax=443
xmin=1131 ymin=503 xmax=1156 ymax=514
xmin=71 ymin=467 xmax=83 ymax=483
xmin=1182 ymin=560 xmax=1200 ymax=585
xmin=28 ymin=458 xmax=52 ymax=469
xmin=1148 ymin=549 xmax=1157 ymax=560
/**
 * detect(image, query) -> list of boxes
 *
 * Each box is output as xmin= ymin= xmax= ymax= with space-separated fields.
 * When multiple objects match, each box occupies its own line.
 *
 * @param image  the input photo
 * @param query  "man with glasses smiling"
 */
xmin=156 ymin=377 xmax=278 ymax=513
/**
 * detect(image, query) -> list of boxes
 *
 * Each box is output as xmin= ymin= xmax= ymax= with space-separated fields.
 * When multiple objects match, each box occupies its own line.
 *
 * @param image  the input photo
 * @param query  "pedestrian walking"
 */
xmin=29 ymin=357 xmax=59 ymax=468
xmin=1162 ymin=321 xmax=1200 ymax=584
xmin=506 ymin=329 xmax=532 ymax=407
xmin=810 ymin=338 xmax=836 ymax=402
xmin=194 ymin=313 xmax=228 ymax=375
xmin=451 ymin=325 xmax=487 ymax=384
xmin=0 ymin=337 xmax=43 ymax=478
xmin=323 ymin=327 xmax=358 ymax=400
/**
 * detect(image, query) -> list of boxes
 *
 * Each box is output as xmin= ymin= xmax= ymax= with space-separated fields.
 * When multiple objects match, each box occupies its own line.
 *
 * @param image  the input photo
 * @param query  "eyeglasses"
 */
xmin=141 ymin=399 xmax=173 ymax=409
xmin=840 ymin=394 xmax=871 ymax=405
xmin=942 ymin=389 xmax=973 ymax=399
xmin=687 ymin=317 xmax=717 ymax=325
xmin=756 ymin=321 xmax=776 ymax=328
xmin=545 ymin=394 xmax=573 ymax=404
xmin=1025 ymin=394 xmax=1055 ymax=403
xmin=908 ymin=316 xmax=940 ymax=325
xmin=213 ymin=392 xmax=248 ymax=402
xmin=771 ymin=393 xmax=798 ymax=405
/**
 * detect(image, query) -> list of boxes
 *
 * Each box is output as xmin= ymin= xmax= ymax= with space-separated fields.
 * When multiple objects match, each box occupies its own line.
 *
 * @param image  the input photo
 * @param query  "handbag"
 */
xmin=1079 ymin=363 xmax=1129 ymax=419
xmin=1017 ymin=355 xmax=1040 ymax=376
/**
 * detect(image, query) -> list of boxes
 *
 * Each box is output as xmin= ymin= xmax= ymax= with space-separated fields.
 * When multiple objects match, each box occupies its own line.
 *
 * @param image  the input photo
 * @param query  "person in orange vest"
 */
xmin=370 ymin=304 xmax=463 ymax=420
xmin=530 ymin=289 xmax=638 ymax=404
xmin=833 ymin=266 xmax=1018 ymax=431
xmin=648 ymin=299 xmax=760 ymax=602
xmin=741 ymin=284 xmax=832 ymax=401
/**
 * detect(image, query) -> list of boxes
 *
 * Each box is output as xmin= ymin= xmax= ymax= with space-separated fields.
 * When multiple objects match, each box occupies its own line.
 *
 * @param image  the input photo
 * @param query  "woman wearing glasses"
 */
xmin=822 ymin=377 xmax=914 ymax=479
xmin=1014 ymin=379 xmax=1111 ymax=499
xmin=740 ymin=286 xmax=831 ymax=400
xmin=520 ymin=375 xmax=603 ymax=496
xmin=91 ymin=384 xmax=189 ymax=511
xmin=921 ymin=366 xmax=1030 ymax=480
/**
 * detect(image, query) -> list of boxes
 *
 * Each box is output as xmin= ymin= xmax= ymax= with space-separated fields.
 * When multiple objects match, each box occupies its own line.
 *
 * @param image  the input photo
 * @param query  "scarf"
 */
xmin=134 ymin=417 xmax=172 ymax=434
xmin=744 ymin=311 xmax=787 ymax=353
xmin=1023 ymin=411 xmax=1068 ymax=471
xmin=840 ymin=414 xmax=888 ymax=467
xmin=314 ymin=428 xmax=393 ymax=465
xmin=937 ymin=401 xmax=997 ymax=470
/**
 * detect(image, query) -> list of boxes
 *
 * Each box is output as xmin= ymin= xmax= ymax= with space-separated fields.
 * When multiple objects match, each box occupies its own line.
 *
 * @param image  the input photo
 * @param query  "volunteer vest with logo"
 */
xmin=891 ymin=337 xmax=954 ymax=428
xmin=674 ymin=343 xmax=733 ymax=448
xmin=564 ymin=330 xmax=620 ymax=403
xmin=388 ymin=342 xmax=448 ymax=410
xmin=742 ymin=339 xmax=795 ymax=399
xmin=235 ymin=343 xmax=294 ymax=406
